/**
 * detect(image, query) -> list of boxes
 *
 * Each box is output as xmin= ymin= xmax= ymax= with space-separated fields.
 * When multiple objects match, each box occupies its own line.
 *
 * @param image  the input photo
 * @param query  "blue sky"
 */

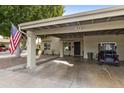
xmin=64 ymin=5 xmax=114 ymax=15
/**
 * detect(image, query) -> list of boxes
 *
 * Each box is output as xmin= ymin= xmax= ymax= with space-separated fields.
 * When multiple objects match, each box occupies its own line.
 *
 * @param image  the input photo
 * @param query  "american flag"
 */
xmin=9 ymin=24 xmax=22 ymax=54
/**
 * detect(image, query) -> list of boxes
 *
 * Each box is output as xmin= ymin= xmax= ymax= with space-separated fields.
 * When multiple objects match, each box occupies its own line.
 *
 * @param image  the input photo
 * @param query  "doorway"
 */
xmin=74 ymin=42 xmax=80 ymax=56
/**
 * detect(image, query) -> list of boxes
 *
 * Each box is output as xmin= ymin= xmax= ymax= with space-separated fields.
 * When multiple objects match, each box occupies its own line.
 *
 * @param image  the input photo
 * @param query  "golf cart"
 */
xmin=98 ymin=42 xmax=120 ymax=66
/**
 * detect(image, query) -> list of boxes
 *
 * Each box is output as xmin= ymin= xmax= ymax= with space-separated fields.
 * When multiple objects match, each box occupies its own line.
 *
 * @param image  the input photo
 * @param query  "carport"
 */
xmin=19 ymin=6 xmax=124 ymax=69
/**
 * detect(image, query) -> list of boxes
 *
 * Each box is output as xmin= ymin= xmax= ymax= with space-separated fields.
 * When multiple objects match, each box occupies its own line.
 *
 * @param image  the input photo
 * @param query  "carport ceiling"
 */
xmin=30 ymin=15 xmax=124 ymax=31
xmin=40 ymin=29 xmax=124 ymax=38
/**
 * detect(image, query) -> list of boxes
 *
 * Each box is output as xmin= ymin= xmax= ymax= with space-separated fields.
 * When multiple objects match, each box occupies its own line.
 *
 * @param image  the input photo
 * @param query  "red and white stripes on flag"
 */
xmin=9 ymin=24 xmax=22 ymax=54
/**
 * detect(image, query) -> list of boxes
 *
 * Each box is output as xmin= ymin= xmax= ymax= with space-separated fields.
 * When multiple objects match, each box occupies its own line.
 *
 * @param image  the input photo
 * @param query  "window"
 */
xmin=44 ymin=42 xmax=51 ymax=50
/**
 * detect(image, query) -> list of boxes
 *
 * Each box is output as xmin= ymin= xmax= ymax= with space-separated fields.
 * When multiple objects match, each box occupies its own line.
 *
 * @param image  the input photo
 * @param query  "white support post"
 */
xmin=15 ymin=43 xmax=21 ymax=57
xmin=27 ymin=31 xmax=36 ymax=69
xmin=60 ymin=41 xmax=64 ymax=57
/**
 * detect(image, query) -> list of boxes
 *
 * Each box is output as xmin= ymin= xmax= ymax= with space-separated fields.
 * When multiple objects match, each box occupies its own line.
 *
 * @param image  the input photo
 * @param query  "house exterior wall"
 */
xmin=84 ymin=34 xmax=124 ymax=61
xmin=41 ymin=36 xmax=60 ymax=55
xmin=41 ymin=37 xmax=84 ymax=56
xmin=41 ymin=34 xmax=124 ymax=61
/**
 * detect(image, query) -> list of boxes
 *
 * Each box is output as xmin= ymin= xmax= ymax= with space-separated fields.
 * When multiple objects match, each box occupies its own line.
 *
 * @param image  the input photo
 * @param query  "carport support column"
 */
xmin=27 ymin=31 xmax=36 ymax=69
xmin=60 ymin=41 xmax=64 ymax=57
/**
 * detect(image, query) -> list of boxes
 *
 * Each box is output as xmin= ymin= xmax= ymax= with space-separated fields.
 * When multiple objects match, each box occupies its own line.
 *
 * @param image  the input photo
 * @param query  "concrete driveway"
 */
xmin=0 ymin=56 xmax=124 ymax=88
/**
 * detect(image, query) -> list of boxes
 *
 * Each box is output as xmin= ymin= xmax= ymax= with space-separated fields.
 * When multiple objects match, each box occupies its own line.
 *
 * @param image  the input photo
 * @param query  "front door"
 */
xmin=74 ymin=42 xmax=80 ymax=56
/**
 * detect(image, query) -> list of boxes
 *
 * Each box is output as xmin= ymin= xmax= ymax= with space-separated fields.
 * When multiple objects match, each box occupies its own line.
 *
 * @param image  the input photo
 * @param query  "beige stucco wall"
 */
xmin=41 ymin=37 xmax=84 ymax=56
xmin=83 ymin=34 xmax=124 ymax=61
xmin=41 ymin=36 xmax=60 ymax=55
xmin=41 ymin=34 xmax=124 ymax=61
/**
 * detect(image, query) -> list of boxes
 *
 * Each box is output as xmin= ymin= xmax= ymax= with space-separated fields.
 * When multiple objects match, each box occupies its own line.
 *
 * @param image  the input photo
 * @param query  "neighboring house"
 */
xmin=0 ymin=36 xmax=9 ymax=48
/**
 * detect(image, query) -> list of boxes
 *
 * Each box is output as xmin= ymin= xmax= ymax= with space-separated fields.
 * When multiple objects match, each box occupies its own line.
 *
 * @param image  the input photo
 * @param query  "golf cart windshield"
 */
xmin=100 ymin=42 xmax=116 ymax=51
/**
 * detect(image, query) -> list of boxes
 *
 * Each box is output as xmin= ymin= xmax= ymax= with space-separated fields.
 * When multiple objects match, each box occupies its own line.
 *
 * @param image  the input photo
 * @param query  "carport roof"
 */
xmin=19 ymin=6 xmax=124 ymax=30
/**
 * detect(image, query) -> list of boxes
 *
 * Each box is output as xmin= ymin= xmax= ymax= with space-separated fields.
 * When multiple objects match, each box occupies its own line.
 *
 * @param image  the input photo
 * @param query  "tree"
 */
xmin=0 ymin=5 xmax=64 ymax=36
